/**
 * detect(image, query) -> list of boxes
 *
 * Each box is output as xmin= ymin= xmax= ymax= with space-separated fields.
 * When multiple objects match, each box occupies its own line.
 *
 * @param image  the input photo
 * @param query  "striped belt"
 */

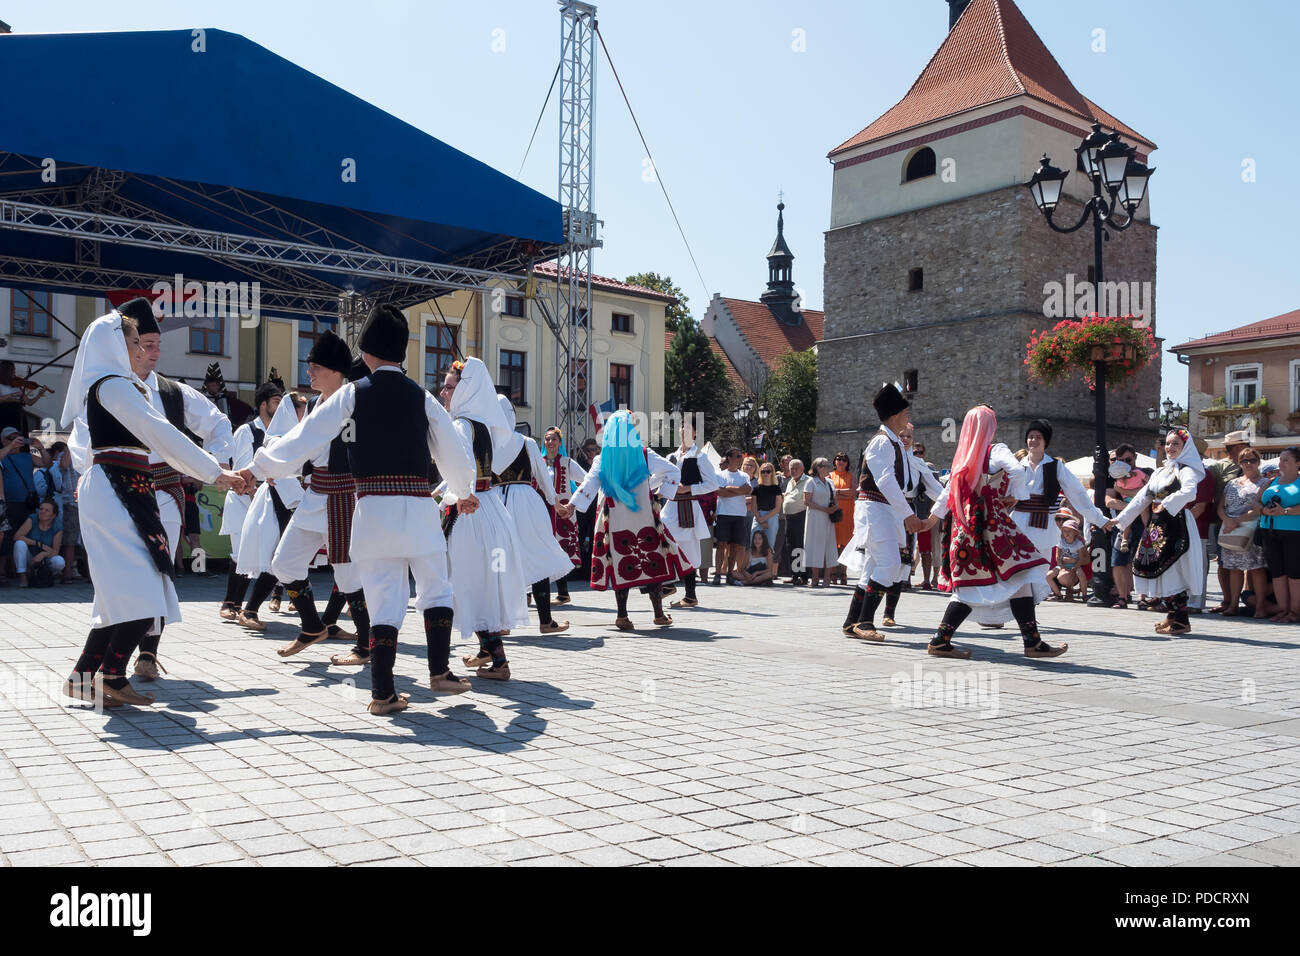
xmin=93 ymin=450 xmax=149 ymax=471
xmin=354 ymin=475 xmax=432 ymax=499
xmin=495 ymin=479 xmax=530 ymax=487
xmin=149 ymin=461 xmax=187 ymax=517
xmin=1014 ymin=494 xmax=1055 ymax=529
xmin=309 ymin=468 xmax=355 ymax=496
xmin=859 ymin=490 xmax=888 ymax=504
xmin=474 ymin=477 xmax=493 ymax=492
xmin=311 ymin=468 xmax=356 ymax=563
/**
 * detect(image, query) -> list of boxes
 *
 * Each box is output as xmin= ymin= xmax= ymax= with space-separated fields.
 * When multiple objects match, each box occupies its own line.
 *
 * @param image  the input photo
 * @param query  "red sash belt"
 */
xmin=94 ymin=450 xmax=150 ymax=471
xmin=474 ymin=477 xmax=493 ymax=492
xmin=859 ymin=489 xmax=888 ymax=505
xmin=149 ymin=461 xmax=187 ymax=518
xmin=310 ymin=468 xmax=356 ymax=563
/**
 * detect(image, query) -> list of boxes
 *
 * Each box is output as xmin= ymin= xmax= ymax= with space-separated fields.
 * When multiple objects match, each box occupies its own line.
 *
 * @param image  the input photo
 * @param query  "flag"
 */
xmin=753 ymin=430 xmax=766 ymax=449
xmin=588 ymin=395 xmax=616 ymax=433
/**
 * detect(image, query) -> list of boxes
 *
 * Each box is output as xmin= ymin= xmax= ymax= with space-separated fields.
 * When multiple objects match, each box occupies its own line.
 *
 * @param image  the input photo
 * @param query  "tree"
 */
xmin=626 ymin=272 xmax=690 ymax=334
xmin=665 ymin=316 xmax=734 ymax=449
xmin=762 ymin=348 xmax=817 ymax=465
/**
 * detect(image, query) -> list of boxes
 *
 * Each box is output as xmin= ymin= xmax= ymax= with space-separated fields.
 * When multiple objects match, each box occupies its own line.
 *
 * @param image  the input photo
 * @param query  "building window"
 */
xmin=11 ymin=289 xmax=52 ymax=337
xmin=189 ymin=315 xmax=225 ymax=355
xmin=424 ymin=323 xmax=457 ymax=391
xmin=903 ymin=146 xmax=936 ymax=182
xmin=500 ymin=349 xmax=527 ymax=405
xmin=908 ymin=268 xmax=924 ymax=292
xmin=566 ymin=358 xmax=589 ymax=407
xmin=610 ymin=363 xmax=632 ymax=409
xmin=571 ymin=307 xmax=589 ymax=327
xmin=611 ymin=312 xmax=633 ymax=334
xmin=297 ymin=327 xmax=319 ymax=388
xmin=1226 ymin=363 xmax=1262 ymax=407
xmin=503 ymin=295 xmax=526 ymax=318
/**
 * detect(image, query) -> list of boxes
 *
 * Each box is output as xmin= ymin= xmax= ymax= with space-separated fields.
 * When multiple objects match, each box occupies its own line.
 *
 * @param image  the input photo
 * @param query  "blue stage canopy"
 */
xmin=0 ymin=28 xmax=562 ymax=312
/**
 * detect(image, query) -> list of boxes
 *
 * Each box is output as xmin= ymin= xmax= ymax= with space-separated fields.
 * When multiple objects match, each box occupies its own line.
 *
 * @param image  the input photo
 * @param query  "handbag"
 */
xmin=1218 ymin=518 xmax=1258 ymax=552
xmin=829 ymin=506 xmax=843 ymax=524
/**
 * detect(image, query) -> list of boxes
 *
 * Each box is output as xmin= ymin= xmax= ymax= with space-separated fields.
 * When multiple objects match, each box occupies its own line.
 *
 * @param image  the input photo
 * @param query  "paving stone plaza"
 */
xmin=2 ymin=573 xmax=1298 ymax=867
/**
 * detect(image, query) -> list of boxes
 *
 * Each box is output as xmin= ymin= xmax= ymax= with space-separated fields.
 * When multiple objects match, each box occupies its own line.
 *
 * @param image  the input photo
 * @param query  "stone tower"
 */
xmin=815 ymin=0 xmax=1160 ymax=464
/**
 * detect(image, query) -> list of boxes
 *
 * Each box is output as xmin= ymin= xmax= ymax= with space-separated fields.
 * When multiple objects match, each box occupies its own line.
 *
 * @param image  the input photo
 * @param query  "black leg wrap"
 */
xmin=684 ymin=570 xmax=697 ymax=601
xmin=424 ymin=606 xmax=453 ymax=676
xmin=322 ymin=584 xmax=347 ymax=627
xmin=347 ymin=591 xmax=370 ymax=653
xmin=615 ymin=588 xmax=630 ymax=617
xmin=73 ymin=626 xmax=114 ymax=676
xmin=845 ymin=586 xmax=866 ymax=627
xmin=244 ymin=573 xmax=277 ymax=615
xmin=857 ymin=584 xmax=886 ymax=626
xmin=532 ymin=579 xmax=553 ymax=625
xmin=931 ymin=601 xmax=972 ymax=645
xmin=648 ymin=584 xmax=664 ymax=618
xmin=368 ymin=625 xmax=399 ymax=701
xmin=286 ymin=579 xmax=324 ymax=633
xmin=102 ymin=619 xmax=151 ymax=689
xmin=884 ymin=583 xmax=902 ymax=618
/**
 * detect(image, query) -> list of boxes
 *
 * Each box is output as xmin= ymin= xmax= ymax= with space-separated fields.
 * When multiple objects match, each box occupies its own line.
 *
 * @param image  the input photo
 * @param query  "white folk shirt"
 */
xmin=569 ymin=450 xmax=681 ymax=513
xmin=544 ymin=454 xmax=587 ymax=506
xmin=865 ymin=426 xmax=916 ymax=523
xmin=219 ymin=417 xmax=268 ymax=539
xmin=143 ymin=371 xmax=233 ymax=538
xmin=1017 ymin=454 xmax=1109 ymax=559
xmin=248 ymin=367 xmax=474 ymax=561
xmin=714 ymin=467 xmax=752 ymax=518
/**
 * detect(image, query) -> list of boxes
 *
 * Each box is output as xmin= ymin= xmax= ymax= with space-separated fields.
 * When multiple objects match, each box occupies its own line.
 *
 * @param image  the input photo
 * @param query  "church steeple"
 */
xmin=761 ymin=198 xmax=800 ymax=325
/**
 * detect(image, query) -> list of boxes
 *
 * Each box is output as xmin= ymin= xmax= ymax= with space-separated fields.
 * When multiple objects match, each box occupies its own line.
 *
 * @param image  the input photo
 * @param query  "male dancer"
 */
xmin=267 ymin=331 xmax=369 ymax=659
xmin=844 ymin=384 xmax=928 ymax=642
xmin=118 ymin=298 xmax=233 ymax=679
xmin=242 ymin=305 xmax=476 ymax=714
xmin=665 ymin=418 xmax=720 ymax=608
xmin=219 ymin=379 xmax=281 ymax=620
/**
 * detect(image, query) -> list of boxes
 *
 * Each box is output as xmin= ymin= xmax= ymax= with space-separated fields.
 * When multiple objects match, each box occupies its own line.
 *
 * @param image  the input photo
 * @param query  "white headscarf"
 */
xmin=496 ymin=394 xmax=526 ymax=464
xmin=449 ymin=358 xmax=514 ymax=463
xmin=264 ymin=390 xmax=300 ymax=446
xmin=61 ymin=311 xmax=140 ymax=428
xmin=1166 ymin=428 xmax=1206 ymax=481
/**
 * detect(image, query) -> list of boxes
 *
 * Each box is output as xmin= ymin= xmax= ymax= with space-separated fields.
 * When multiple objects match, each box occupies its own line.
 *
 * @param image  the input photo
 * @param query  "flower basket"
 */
xmin=1025 ymin=314 xmax=1157 ymax=388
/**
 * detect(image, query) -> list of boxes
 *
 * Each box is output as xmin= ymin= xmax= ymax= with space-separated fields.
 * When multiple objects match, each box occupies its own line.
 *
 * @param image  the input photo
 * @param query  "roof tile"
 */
xmin=1170 ymin=309 xmax=1300 ymax=352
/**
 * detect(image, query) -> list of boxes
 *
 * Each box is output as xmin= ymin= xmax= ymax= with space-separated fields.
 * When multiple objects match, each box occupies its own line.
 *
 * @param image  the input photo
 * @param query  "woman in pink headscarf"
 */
xmin=927 ymin=405 xmax=1083 ymax=659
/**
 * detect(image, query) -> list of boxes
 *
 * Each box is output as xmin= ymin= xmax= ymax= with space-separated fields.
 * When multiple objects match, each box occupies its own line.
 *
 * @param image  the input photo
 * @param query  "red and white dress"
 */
xmin=569 ymin=449 xmax=688 ymax=591
xmin=544 ymin=452 xmax=587 ymax=568
xmin=931 ymin=443 xmax=1048 ymax=624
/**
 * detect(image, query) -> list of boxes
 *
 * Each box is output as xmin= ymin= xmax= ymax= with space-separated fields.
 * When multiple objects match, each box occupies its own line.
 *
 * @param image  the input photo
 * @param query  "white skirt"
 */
xmin=236 ymin=479 xmax=301 ymax=576
xmin=1135 ymin=512 xmax=1205 ymax=601
xmin=447 ymin=489 xmax=528 ymax=637
xmin=959 ymin=567 xmax=1050 ymax=626
xmin=661 ymin=498 xmax=708 ymax=570
xmin=837 ymin=502 xmax=872 ymax=577
xmin=80 ymin=466 xmax=179 ymax=630
xmin=495 ymin=483 xmax=574 ymax=584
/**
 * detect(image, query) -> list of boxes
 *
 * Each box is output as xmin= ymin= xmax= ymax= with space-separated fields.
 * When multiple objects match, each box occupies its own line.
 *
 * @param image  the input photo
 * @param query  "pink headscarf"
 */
xmin=946 ymin=405 xmax=998 ymax=532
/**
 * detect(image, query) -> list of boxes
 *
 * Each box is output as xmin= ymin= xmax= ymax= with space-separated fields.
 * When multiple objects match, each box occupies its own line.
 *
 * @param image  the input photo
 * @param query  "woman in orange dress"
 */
xmin=829 ymin=452 xmax=856 ymax=585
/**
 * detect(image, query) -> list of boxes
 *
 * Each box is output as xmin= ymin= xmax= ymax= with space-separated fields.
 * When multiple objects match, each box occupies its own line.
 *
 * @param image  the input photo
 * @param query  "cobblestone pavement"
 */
xmin=2 ymin=570 xmax=1298 ymax=866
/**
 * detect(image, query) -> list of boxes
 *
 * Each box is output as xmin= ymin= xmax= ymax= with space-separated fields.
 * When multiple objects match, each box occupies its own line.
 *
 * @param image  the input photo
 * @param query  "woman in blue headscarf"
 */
xmin=542 ymin=425 xmax=587 ymax=604
xmin=561 ymin=410 xmax=687 ymax=630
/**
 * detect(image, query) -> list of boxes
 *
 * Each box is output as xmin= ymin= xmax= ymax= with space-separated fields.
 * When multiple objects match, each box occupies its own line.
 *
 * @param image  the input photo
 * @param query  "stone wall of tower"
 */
xmin=815 ymin=185 xmax=1160 ymax=467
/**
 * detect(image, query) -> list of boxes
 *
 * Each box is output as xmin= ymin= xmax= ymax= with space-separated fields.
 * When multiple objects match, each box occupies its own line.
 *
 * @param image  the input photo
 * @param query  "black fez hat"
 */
xmin=1025 ymin=418 xmax=1054 ymax=448
xmin=305 ymin=329 xmax=352 ymax=375
xmin=347 ymin=355 xmax=369 ymax=383
xmin=873 ymin=383 xmax=909 ymax=421
xmin=118 ymin=297 xmax=160 ymax=336
xmin=204 ymin=361 xmax=224 ymax=385
xmin=358 ymin=304 xmax=408 ymax=363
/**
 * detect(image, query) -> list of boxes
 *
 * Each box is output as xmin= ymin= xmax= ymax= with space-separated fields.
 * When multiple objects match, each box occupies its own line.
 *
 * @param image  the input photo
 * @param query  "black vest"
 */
xmin=494 ymin=445 xmax=532 ymax=484
xmin=1041 ymin=458 xmax=1061 ymax=503
xmin=678 ymin=455 xmax=703 ymax=486
xmin=348 ymin=372 xmax=432 ymax=480
xmin=249 ymin=420 xmax=267 ymax=453
xmin=467 ymin=420 xmax=493 ymax=480
xmin=305 ymin=396 xmax=352 ymax=476
xmin=155 ymin=374 xmax=202 ymax=445
xmin=859 ymin=432 xmax=912 ymax=496
xmin=87 ymin=376 xmax=147 ymax=450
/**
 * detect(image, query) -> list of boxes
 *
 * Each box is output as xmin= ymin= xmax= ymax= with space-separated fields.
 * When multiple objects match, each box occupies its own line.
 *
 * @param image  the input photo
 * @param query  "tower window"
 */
xmin=903 ymin=147 xmax=936 ymax=183
xmin=908 ymin=268 xmax=924 ymax=292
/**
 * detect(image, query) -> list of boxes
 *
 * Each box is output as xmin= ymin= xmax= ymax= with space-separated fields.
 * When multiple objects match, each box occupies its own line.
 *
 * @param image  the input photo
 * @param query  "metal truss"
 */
xmin=554 ymin=0 xmax=601 ymax=442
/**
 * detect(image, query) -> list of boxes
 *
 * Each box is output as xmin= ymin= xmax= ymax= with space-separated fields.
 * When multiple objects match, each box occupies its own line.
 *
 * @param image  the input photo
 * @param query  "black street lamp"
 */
xmin=1027 ymin=122 xmax=1155 ymax=607
xmin=1148 ymin=398 xmax=1185 ymax=462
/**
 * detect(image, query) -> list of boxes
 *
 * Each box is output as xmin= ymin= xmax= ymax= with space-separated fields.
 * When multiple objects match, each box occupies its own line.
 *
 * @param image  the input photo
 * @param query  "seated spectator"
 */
xmin=13 ymin=499 xmax=64 ymax=587
xmin=1047 ymin=520 xmax=1089 ymax=601
xmin=733 ymin=529 xmax=775 ymax=586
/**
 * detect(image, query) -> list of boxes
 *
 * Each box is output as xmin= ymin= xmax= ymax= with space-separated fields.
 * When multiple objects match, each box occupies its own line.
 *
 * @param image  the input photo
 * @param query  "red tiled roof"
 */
xmin=829 ymin=0 xmax=1155 ymax=157
xmin=664 ymin=328 xmax=748 ymax=395
xmin=532 ymin=262 xmax=677 ymax=304
xmin=1170 ymin=309 xmax=1300 ymax=352
xmin=720 ymin=298 xmax=823 ymax=372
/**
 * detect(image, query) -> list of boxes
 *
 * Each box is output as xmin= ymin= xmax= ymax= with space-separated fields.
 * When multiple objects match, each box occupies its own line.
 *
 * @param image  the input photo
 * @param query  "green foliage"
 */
xmin=762 ymin=348 xmax=817 ymax=465
xmin=626 ymin=272 xmax=690 ymax=334
xmin=665 ymin=317 xmax=734 ymax=445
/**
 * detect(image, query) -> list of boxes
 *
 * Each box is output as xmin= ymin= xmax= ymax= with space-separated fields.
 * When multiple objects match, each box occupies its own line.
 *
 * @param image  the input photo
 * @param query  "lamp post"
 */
xmin=1027 ymin=122 xmax=1154 ymax=607
xmin=1148 ymin=398 xmax=1185 ymax=463
xmin=731 ymin=398 xmax=771 ymax=458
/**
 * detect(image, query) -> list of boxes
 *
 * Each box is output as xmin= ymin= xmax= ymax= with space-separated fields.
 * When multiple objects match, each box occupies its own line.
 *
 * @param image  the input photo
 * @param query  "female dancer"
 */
xmin=542 ymin=425 xmax=586 ymax=604
xmin=61 ymin=311 xmax=241 ymax=706
xmin=495 ymin=395 xmax=575 ymax=633
xmin=440 ymin=359 xmax=528 ymax=679
xmin=560 ymin=411 xmax=686 ymax=630
xmin=1113 ymin=428 xmax=1206 ymax=635
xmin=925 ymin=405 xmax=1070 ymax=659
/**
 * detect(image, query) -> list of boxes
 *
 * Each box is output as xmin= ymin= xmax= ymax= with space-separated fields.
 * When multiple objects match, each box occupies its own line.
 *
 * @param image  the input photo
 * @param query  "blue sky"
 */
xmin=6 ymin=0 xmax=1297 ymax=401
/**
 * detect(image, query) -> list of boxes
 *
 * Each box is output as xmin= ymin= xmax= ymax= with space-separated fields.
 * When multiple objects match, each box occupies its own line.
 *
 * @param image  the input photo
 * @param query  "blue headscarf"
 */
xmin=599 ymin=411 xmax=649 ymax=511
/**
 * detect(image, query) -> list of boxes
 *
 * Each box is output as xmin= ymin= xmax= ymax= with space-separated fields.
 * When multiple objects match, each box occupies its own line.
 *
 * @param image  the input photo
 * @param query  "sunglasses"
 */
xmin=1240 ymin=457 xmax=1260 ymax=464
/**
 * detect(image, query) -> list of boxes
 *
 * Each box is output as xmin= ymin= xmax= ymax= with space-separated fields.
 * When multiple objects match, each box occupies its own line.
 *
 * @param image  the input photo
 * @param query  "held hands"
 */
xmin=555 ymin=501 xmax=575 ymax=519
xmin=214 ymin=470 xmax=247 ymax=494
xmin=235 ymin=468 xmax=257 ymax=492
xmin=903 ymin=515 xmax=925 ymax=533
xmin=457 ymin=493 xmax=480 ymax=515
xmin=1151 ymin=502 xmax=1164 ymax=514
xmin=998 ymin=495 xmax=1018 ymax=511
xmin=1102 ymin=519 xmax=1117 ymax=532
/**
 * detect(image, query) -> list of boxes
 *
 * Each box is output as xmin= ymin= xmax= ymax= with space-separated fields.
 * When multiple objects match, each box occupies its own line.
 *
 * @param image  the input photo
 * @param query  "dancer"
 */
xmin=843 ymin=384 xmax=929 ymax=641
xmin=61 ymin=310 xmax=242 ymax=707
xmin=560 ymin=410 xmax=687 ymax=631
xmin=542 ymin=425 xmax=586 ymax=604
xmin=1013 ymin=419 xmax=1109 ymax=578
xmin=664 ymin=418 xmax=720 ymax=608
xmin=233 ymin=394 xmax=304 ymax=630
xmin=439 ymin=358 xmax=528 ymax=680
xmin=925 ymin=405 xmax=1067 ymax=659
xmin=1112 ymin=428 xmax=1206 ymax=635
xmin=120 ymin=298 xmax=234 ymax=680
xmin=268 ymin=332 xmax=369 ymax=659
xmin=243 ymin=304 xmax=476 ymax=713
xmin=494 ymin=395 xmax=574 ymax=634
xmin=219 ymin=379 xmax=282 ymax=620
